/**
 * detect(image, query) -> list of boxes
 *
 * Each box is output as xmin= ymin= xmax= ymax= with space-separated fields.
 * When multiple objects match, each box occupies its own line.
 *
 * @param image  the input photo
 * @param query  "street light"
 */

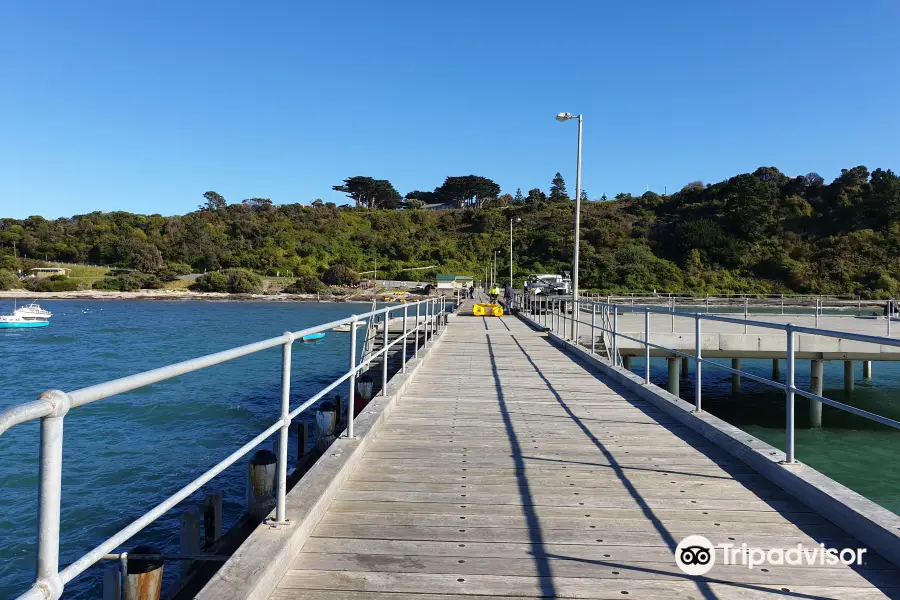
xmin=509 ymin=217 xmax=521 ymax=287
xmin=555 ymin=111 xmax=583 ymax=341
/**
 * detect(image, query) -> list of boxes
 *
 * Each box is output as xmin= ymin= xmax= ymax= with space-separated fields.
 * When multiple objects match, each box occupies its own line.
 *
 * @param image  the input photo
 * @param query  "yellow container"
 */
xmin=473 ymin=303 xmax=504 ymax=317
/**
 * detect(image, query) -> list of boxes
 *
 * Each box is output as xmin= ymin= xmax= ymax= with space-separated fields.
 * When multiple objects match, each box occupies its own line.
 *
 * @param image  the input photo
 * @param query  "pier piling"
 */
xmin=203 ymin=491 xmax=223 ymax=549
xmin=845 ymin=360 xmax=855 ymax=394
xmin=245 ymin=449 xmax=276 ymax=521
xmin=810 ymin=359 xmax=824 ymax=428
xmin=179 ymin=506 xmax=200 ymax=580
xmin=681 ymin=356 xmax=689 ymax=377
xmin=667 ymin=357 xmax=680 ymax=396
xmin=864 ymin=360 xmax=872 ymax=379
xmin=124 ymin=545 xmax=163 ymax=600
xmin=622 ymin=355 xmax=632 ymax=371
xmin=772 ymin=359 xmax=780 ymax=380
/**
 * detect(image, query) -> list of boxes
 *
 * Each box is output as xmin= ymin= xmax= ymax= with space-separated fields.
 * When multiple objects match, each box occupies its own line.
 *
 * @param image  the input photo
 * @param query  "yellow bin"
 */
xmin=473 ymin=303 xmax=504 ymax=317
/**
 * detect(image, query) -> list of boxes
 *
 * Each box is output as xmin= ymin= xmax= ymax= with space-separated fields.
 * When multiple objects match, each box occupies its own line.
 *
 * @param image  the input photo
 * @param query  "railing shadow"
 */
xmin=502 ymin=325 xmax=900 ymax=598
xmin=484 ymin=320 xmax=557 ymax=597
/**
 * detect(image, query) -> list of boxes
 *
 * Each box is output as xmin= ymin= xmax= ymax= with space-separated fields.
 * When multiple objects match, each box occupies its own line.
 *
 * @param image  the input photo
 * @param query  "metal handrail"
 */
xmin=510 ymin=294 xmax=900 ymax=466
xmin=1 ymin=296 xmax=445 ymax=600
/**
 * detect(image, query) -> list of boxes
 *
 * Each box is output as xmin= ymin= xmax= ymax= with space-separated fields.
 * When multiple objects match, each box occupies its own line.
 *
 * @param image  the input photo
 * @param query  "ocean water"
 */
xmin=0 ymin=299 xmax=377 ymax=599
xmin=2 ymin=300 xmax=899 ymax=598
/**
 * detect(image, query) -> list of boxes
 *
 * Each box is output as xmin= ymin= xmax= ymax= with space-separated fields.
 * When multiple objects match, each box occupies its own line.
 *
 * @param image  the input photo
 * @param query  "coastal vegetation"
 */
xmin=2 ymin=165 xmax=900 ymax=297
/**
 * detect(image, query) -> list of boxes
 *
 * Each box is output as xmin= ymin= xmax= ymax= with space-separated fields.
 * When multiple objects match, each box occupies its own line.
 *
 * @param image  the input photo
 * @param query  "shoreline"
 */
xmin=0 ymin=290 xmax=397 ymax=303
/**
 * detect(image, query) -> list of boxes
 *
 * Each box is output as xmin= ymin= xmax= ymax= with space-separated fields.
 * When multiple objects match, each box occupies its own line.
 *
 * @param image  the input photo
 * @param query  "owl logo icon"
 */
xmin=675 ymin=535 xmax=716 ymax=575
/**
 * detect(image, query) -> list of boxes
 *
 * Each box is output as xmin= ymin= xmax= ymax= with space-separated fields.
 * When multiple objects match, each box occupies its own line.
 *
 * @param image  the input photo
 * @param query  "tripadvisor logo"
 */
xmin=675 ymin=535 xmax=868 ymax=575
xmin=675 ymin=535 xmax=715 ymax=575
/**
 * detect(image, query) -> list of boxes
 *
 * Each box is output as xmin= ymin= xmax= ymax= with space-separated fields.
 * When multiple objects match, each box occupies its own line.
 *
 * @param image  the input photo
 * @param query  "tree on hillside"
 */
xmin=514 ymin=188 xmax=524 ymax=204
xmin=525 ymin=188 xmax=546 ymax=208
xmin=580 ymin=190 xmax=588 ymax=202
xmin=322 ymin=264 xmax=359 ymax=286
xmin=549 ymin=172 xmax=569 ymax=202
xmin=333 ymin=176 xmax=402 ymax=209
xmin=435 ymin=175 xmax=500 ymax=208
xmin=405 ymin=198 xmax=425 ymax=210
xmin=200 ymin=191 xmax=227 ymax=211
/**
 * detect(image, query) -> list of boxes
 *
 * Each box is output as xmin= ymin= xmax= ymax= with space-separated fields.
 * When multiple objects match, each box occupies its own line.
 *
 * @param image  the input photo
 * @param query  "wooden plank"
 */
xmin=324 ymin=501 xmax=824 ymax=523
xmin=309 ymin=523 xmax=851 ymax=548
xmin=290 ymin=552 xmax=900 ymax=587
xmin=273 ymin=570 xmax=897 ymax=599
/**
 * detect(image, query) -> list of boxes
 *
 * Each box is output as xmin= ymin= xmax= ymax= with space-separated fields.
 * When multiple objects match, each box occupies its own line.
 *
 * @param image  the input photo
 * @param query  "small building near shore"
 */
xmin=27 ymin=267 xmax=71 ymax=279
xmin=436 ymin=274 xmax=474 ymax=290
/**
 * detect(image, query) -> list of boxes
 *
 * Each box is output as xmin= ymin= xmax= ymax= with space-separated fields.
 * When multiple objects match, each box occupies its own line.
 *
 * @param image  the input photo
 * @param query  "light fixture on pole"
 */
xmin=555 ymin=111 xmax=583 ymax=341
xmin=509 ymin=217 xmax=521 ymax=287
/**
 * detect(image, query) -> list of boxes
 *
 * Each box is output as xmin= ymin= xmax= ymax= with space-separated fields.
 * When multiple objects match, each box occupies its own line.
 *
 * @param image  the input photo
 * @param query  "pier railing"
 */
xmin=0 ymin=296 xmax=445 ymax=600
xmin=513 ymin=295 xmax=900 ymax=465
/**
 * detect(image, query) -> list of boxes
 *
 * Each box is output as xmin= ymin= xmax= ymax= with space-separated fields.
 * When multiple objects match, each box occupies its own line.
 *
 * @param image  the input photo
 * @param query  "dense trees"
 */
xmin=4 ymin=165 xmax=900 ymax=297
xmin=549 ymin=173 xmax=569 ymax=202
xmin=333 ymin=177 xmax=402 ymax=209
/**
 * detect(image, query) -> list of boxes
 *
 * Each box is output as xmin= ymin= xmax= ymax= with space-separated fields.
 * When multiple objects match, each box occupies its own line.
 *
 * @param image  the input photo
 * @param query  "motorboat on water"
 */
xmin=301 ymin=333 xmax=326 ymax=343
xmin=14 ymin=301 xmax=52 ymax=321
xmin=332 ymin=320 xmax=366 ymax=333
xmin=0 ymin=314 xmax=50 ymax=328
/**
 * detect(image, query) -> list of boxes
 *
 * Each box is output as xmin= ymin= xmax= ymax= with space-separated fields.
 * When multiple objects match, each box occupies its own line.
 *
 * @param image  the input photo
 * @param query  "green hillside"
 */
xmin=2 ymin=165 xmax=900 ymax=297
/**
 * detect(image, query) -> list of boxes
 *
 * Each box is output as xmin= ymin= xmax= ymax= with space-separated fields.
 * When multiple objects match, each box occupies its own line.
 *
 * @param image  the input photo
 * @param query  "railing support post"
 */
xmin=591 ymin=303 xmax=596 ymax=354
xmin=414 ymin=303 xmax=420 ymax=360
xmin=347 ymin=315 xmax=358 ymax=438
xmin=402 ymin=303 xmax=408 ymax=374
xmin=275 ymin=332 xmax=293 ymax=523
xmin=785 ymin=324 xmax=796 ymax=463
xmin=35 ymin=390 xmax=71 ymax=600
xmin=381 ymin=310 xmax=389 ymax=397
xmin=694 ymin=315 xmax=702 ymax=412
xmin=612 ymin=305 xmax=618 ymax=366
xmin=644 ymin=309 xmax=651 ymax=383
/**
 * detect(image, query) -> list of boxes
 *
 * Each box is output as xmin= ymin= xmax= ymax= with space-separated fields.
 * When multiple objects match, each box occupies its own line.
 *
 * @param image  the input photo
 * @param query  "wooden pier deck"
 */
xmin=270 ymin=314 xmax=900 ymax=599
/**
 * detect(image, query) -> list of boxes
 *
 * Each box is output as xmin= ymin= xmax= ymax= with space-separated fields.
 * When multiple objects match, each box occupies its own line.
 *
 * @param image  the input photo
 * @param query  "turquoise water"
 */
xmin=0 ymin=300 xmax=377 ymax=599
xmin=637 ymin=355 xmax=900 ymax=514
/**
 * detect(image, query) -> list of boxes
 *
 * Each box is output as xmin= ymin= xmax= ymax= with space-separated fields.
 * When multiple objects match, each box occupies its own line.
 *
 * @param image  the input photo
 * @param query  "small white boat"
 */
xmin=14 ymin=301 xmax=52 ymax=321
xmin=332 ymin=320 xmax=367 ymax=333
xmin=0 ymin=314 xmax=49 ymax=329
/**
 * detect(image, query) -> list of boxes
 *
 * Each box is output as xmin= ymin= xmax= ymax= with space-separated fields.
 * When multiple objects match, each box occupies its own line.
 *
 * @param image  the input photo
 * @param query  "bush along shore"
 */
xmin=4 ymin=164 xmax=900 ymax=297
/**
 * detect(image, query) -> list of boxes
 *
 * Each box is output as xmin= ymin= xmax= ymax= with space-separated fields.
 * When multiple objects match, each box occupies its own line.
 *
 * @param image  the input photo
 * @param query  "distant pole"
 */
xmin=509 ymin=219 xmax=513 ymax=286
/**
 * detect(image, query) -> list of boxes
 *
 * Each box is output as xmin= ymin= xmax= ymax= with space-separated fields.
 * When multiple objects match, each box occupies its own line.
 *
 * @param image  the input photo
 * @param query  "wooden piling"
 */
xmin=179 ymin=506 xmax=200 ymax=580
xmin=124 ymin=545 xmax=164 ymax=600
xmin=772 ymin=359 xmax=781 ymax=380
xmin=245 ymin=449 xmax=276 ymax=521
xmin=681 ymin=356 xmax=689 ymax=377
xmin=295 ymin=421 xmax=309 ymax=463
xmin=203 ymin=491 xmax=223 ymax=549
xmin=667 ymin=357 xmax=680 ymax=396
xmin=863 ymin=360 xmax=872 ymax=379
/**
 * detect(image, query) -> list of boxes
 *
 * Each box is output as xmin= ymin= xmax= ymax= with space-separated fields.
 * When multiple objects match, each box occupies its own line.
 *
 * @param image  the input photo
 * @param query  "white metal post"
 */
xmin=571 ymin=115 xmax=583 ymax=342
xmin=785 ymin=324 xmax=795 ymax=463
xmin=671 ymin=297 xmax=675 ymax=333
xmin=694 ymin=316 xmax=702 ymax=412
xmin=644 ymin=309 xmax=650 ymax=384
xmin=347 ymin=316 xmax=358 ymax=438
xmin=402 ymin=303 xmax=408 ymax=373
xmin=414 ymin=303 xmax=420 ymax=360
xmin=35 ymin=390 xmax=71 ymax=600
xmin=612 ymin=305 xmax=618 ymax=366
xmin=591 ymin=303 xmax=596 ymax=354
xmin=381 ymin=310 xmax=389 ymax=396
xmin=275 ymin=333 xmax=293 ymax=523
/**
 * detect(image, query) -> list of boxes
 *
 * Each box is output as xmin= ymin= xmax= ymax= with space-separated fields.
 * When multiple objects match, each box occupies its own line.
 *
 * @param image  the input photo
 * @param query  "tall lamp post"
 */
xmin=509 ymin=217 xmax=521 ymax=286
xmin=556 ymin=112 xmax=583 ymax=341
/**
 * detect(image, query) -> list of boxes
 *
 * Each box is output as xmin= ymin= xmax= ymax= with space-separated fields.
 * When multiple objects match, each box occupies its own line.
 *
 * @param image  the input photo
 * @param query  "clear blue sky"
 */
xmin=2 ymin=0 xmax=898 ymax=219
